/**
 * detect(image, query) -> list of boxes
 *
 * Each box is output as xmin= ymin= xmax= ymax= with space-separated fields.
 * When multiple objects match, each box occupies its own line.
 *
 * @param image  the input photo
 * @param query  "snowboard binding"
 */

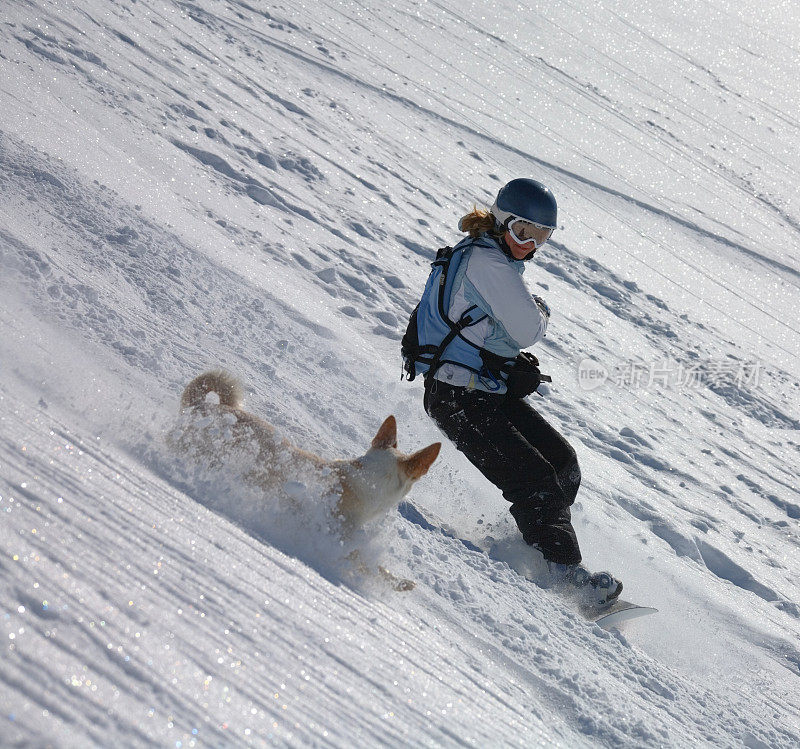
xmin=549 ymin=563 xmax=623 ymax=606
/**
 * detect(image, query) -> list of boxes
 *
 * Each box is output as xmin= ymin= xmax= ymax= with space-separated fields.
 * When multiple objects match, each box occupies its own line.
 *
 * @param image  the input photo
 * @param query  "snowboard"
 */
xmin=582 ymin=598 xmax=658 ymax=630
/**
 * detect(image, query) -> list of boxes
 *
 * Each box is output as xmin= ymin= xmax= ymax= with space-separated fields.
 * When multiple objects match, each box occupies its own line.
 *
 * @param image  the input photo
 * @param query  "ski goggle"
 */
xmin=507 ymin=217 xmax=555 ymax=248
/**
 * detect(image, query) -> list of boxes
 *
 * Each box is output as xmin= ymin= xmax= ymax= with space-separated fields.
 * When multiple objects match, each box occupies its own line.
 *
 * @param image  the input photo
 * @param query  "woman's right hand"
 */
xmin=533 ymin=295 xmax=551 ymax=319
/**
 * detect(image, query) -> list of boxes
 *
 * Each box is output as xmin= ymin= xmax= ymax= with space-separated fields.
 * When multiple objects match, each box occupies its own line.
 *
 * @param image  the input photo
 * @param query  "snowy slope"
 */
xmin=1 ymin=0 xmax=799 ymax=745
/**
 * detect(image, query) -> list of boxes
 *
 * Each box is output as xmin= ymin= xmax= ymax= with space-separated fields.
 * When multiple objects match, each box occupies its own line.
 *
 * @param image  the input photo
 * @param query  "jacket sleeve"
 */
xmin=465 ymin=247 xmax=547 ymax=348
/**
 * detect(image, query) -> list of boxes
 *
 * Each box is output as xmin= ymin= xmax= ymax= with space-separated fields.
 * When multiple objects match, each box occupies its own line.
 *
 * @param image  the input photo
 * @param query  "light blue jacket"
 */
xmin=433 ymin=234 xmax=548 ymax=393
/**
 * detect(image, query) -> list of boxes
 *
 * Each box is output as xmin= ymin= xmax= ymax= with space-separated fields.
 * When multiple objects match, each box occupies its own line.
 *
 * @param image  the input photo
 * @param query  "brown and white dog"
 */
xmin=173 ymin=370 xmax=441 ymax=589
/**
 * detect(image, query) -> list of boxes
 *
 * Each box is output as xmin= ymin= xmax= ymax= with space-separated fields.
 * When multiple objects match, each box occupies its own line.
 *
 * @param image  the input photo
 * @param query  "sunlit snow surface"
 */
xmin=1 ymin=0 xmax=799 ymax=745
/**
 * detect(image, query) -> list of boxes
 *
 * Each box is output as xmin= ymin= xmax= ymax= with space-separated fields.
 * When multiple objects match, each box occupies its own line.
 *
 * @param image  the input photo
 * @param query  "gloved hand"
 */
xmin=517 ymin=351 xmax=539 ymax=368
xmin=533 ymin=295 xmax=550 ymax=319
xmin=506 ymin=351 xmax=543 ymax=399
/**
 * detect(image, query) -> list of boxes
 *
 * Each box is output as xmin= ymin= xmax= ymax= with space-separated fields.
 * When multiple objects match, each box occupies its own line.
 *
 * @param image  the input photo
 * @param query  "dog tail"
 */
xmin=181 ymin=370 xmax=244 ymax=410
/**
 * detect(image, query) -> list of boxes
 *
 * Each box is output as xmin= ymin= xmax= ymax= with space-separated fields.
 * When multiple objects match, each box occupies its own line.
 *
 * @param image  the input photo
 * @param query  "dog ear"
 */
xmin=402 ymin=442 xmax=441 ymax=480
xmin=371 ymin=415 xmax=398 ymax=450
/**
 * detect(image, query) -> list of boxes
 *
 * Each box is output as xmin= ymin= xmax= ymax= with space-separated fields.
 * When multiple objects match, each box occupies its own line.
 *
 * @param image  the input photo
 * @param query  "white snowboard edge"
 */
xmin=587 ymin=600 xmax=659 ymax=630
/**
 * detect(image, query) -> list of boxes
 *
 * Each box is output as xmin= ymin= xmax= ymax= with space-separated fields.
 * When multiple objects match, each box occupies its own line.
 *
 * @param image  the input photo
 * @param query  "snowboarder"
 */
xmin=402 ymin=178 xmax=622 ymax=603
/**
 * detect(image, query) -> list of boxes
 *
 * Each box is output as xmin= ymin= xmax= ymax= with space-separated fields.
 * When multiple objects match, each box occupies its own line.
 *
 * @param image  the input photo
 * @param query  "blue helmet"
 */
xmin=491 ymin=178 xmax=558 ymax=229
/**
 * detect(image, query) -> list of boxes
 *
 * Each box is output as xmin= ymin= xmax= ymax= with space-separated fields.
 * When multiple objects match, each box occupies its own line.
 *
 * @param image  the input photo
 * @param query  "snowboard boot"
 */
xmin=548 ymin=562 xmax=623 ymax=606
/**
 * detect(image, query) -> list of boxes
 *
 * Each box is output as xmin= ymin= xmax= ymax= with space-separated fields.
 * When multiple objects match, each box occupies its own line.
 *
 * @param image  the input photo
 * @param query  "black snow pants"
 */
xmin=424 ymin=379 xmax=582 ymax=566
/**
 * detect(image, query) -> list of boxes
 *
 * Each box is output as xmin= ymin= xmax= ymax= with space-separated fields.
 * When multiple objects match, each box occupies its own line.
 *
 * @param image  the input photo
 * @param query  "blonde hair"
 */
xmin=458 ymin=206 xmax=501 ymax=238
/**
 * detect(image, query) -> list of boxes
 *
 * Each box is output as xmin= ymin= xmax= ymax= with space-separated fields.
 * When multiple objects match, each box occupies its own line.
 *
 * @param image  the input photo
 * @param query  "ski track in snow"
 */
xmin=1 ymin=0 xmax=800 ymax=745
xmin=3 ymin=398 xmax=799 ymax=747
